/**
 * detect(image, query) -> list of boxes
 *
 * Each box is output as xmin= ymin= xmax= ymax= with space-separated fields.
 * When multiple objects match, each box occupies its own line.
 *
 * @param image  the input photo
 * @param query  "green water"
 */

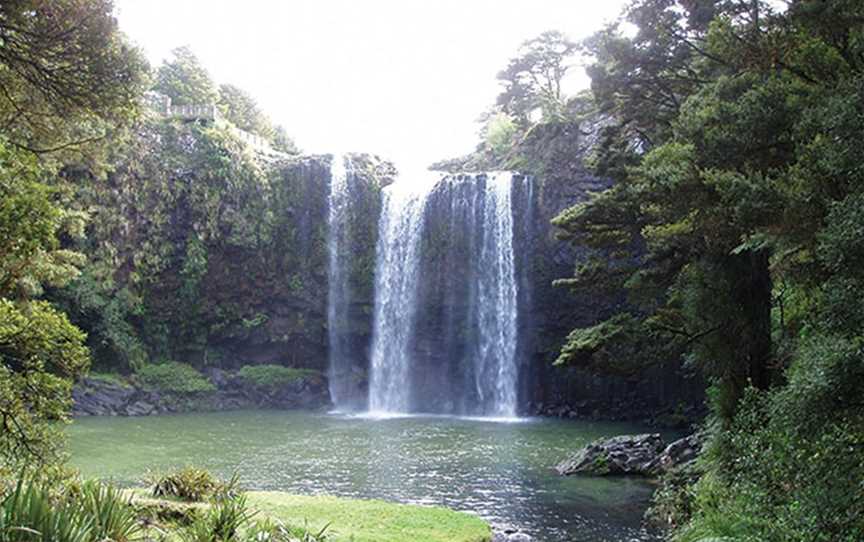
xmin=68 ymin=410 xmax=662 ymax=541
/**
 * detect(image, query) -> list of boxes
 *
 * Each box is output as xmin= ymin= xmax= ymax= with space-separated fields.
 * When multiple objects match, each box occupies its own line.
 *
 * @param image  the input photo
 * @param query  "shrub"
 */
xmin=86 ymin=372 xmax=132 ymax=389
xmin=236 ymin=365 xmax=319 ymax=390
xmin=0 ymin=479 xmax=90 ymax=542
xmin=136 ymin=362 xmax=215 ymax=394
xmin=0 ymin=478 xmax=140 ymax=542
xmin=150 ymin=467 xmax=239 ymax=503
xmin=245 ymin=518 xmax=330 ymax=542
xmin=78 ymin=481 xmax=141 ymax=542
xmin=180 ymin=495 xmax=255 ymax=542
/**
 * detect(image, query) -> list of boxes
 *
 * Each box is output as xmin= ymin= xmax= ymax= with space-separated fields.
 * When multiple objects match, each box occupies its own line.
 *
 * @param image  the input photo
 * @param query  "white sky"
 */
xmin=115 ymin=1 xmax=628 ymax=174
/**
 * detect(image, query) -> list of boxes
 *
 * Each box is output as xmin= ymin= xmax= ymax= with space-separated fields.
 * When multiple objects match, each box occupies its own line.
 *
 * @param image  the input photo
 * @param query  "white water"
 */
xmin=473 ymin=172 xmax=519 ymax=416
xmin=326 ymin=154 xmax=353 ymax=409
xmin=367 ymin=171 xmax=521 ymax=417
xmin=367 ymin=179 xmax=435 ymax=413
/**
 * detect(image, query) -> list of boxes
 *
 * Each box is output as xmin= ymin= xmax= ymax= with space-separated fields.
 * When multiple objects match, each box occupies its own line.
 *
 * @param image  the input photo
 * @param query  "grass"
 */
xmin=136 ymin=362 xmax=216 ymax=394
xmin=236 ymin=365 xmax=321 ymax=389
xmin=246 ymin=492 xmax=492 ymax=542
xmin=86 ymin=372 xmax=133 ymax=389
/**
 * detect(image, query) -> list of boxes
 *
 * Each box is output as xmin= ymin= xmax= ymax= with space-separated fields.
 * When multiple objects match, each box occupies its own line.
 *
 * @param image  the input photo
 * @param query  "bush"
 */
xmin=236 ymin=365 xmax=319 ymax=390
xmin=136 ymin=362 xmax=215 ymax=394
xmin=150 ymin=467 xmax=239 ymax=503
xmin=78 ymin=481 xmax=141 ymax=542
xmin=246 ymin=518 xmax=330 ymax=542
xmin=0 ymin=479 xmax=90 ymax=542
xmin=180 ymin=495 xmax=254 ymax=542
xmin=0 ymin=478 xmax=140 ymax=542
xmin=86 ymin=372 xmax=132 ymax=389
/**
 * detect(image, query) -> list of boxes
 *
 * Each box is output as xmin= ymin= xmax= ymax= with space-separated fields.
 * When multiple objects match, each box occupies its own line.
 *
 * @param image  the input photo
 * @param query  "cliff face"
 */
xmin=63 ymin=121 xmax=387 ymax=376
xmin=66 ymin=119 xmax=701 ymax=421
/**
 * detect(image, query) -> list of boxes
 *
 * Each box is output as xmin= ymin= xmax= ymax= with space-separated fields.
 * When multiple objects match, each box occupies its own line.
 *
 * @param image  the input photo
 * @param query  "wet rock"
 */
xmin=556 ymin=433 xmax=665 ymax=476
xmin=125 ymin=400 xmax=157 ymax=416
xmin=72 ymin=378 xmax=135 ymax=416
xmin=492 ymin=527 xmax=533 ymax=542
xmin=649 ymin=434 xmax=703 ymax=474
xmin=71 ymin=370 xmax=330 ymax=417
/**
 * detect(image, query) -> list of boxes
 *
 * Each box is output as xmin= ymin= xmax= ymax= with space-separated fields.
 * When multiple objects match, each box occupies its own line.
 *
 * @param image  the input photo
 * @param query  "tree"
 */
xmin=154 ymin=46 xmax=219 ymax=106
xmin=555 ymin=1 xmax=864 ymax=538
xmin=0 ymin=0 xmax=148 ymax=155
xmin=0 ymin=138 xmax=90 ymax=469
xmin=554 ymin=0 xmax=800 ymax=417
xmin=496 ymin=31 xmax=577 ymax=123
xmin=0 ymin=0 xmax=148 ymax=469
xmin=217 ymin=83 xmax=275 ymax=138
xmin=272 ymin=125 xmax=299 ymax=154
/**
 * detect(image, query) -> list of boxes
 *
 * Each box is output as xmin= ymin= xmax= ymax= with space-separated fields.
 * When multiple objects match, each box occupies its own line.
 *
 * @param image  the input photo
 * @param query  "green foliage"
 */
xmin=136 ymin=362 xmax=215 ymax=394
xmin=218 ymin=84 xmax=276 ymax=139
xmin=497 ymin=31 xmax=577 ymax=123
xmin=154 ymin=46 xmax=219 ymax=106
xmin=150 ymin=467 xmax=239 ymax=503
xmin=180 ymin=495 xmax=255 ymax=542
xmin=78 ymin=480 xmax=141 ymax=542
xmin=0 ymin=0 xmax=149 ymax=155
xmin=483 ymin=112 xmax=517 ymax=159
xmin=554 ymin=313 xmax=652 ymax=374
xmin=0 ymin=478 xmax=140 ymax=542
xmin=0 ymin=299 xmax=90 ymax=468
xmin=0 ymin=139 xmax=87 ymax=299
xmin=86 ymin=372 xmax=132 ymax=389
xmin=552 ymin=2 xmax=864 ymax=540
xmin=247 ymin=492 xmax=492 ymax=542
xmin=246 ymin=518 xmax=330 ymax=542
xmin=236 ymin=365 xmax=319 ymax=390
xmin=0 ymin=479 xmax=91 ymax=542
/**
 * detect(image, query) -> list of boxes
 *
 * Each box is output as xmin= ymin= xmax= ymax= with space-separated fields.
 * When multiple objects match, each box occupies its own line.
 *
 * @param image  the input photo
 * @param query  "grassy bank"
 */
xmin=129 ymin=488 xmax=492 ymax=542
xmin=246 ymin=492 xmax=491 ymax=542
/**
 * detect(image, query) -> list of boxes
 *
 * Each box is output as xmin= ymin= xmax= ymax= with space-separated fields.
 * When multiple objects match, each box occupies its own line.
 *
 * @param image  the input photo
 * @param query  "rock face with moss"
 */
xmin=66 ymin=116 xmax=699 ymax=420
xmin=73 ymin=364 xmax=328 ymax=416
xmin=60 ymin=121 xmax=387 ymax=384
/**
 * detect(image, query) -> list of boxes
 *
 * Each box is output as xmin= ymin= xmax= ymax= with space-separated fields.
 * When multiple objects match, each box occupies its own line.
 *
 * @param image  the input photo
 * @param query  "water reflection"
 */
xmin=68 ymin=410 xmax=660 ymax=541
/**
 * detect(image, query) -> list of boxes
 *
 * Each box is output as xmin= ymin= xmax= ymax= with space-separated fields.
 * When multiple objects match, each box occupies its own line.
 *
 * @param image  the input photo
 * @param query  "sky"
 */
xmin=114 ymin=1 xmax=629 ymax=175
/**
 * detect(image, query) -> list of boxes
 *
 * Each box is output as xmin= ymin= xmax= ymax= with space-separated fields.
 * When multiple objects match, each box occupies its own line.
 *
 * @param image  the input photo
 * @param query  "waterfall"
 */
xmin=327 ymin=154 xmax=353 ymax=410
xmin=367 ymin=181 xmax=433 ymax=413
xmin=473 ymin=173 xmax=519 ymax=417
xmin=366 ymin=171 xmax=523 ymax=417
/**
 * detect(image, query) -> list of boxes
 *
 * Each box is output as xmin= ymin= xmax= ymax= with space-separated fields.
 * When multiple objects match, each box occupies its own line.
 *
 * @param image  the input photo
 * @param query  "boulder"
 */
xmin=556 ymin=433 xmax=665 ymax=476
xmin=72 ymin=378 xmax=136 ymax=416
xmin=648 ymin=434 xmax=703 ymax=474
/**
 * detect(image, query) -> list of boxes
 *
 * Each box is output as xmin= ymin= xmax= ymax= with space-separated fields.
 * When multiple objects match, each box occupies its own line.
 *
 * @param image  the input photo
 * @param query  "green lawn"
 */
xmin=247 ymin=492 xmax=492 ymax=542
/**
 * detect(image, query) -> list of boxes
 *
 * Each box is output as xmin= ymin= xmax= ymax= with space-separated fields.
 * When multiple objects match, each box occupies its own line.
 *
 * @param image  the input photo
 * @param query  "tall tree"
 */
xmin=217 ymin=83 xmax=275 ymax=138
xmin=154 ymin=46 xmax=219 ymax=106
xmin=0 ymin=0 xmax=148 ymax=155
xmin=496 ymin=30 xmax=577 ymax=124
xmin=0 ymin=0 xmax=147 ymax=469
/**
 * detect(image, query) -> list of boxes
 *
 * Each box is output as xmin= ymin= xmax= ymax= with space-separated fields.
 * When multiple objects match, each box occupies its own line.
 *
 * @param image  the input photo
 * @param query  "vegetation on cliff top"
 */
xmin=549 ymin=1 xmax=864 ymax=540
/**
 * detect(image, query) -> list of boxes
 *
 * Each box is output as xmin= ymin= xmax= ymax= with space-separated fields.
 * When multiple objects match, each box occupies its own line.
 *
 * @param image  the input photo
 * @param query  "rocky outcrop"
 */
xmin=556 ymin=434 xmax=665 ymax=476
xmin=556 ymin=433 xmax=703 ymax=477
xmin=72 ymin=372 xmax=329 ymax=417
xmin=650 ymin=434 xmax=703 ymax=474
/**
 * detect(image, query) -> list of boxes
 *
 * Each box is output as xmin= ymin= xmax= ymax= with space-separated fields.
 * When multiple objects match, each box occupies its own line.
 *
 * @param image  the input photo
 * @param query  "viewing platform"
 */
xmin=144 ymin=92 xmax=276 ymax=154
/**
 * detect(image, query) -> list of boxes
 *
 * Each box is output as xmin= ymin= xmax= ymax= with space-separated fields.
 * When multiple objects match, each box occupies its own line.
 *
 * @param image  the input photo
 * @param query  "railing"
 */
xmin=144 ymin=92 xmax=279 ymax=155
xmin=169 ymin=104 xmax=221 ymax=122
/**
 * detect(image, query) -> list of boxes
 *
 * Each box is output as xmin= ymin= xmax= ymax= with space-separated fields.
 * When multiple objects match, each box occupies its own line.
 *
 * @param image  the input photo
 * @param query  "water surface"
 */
xmin=68 ymin=410 xmax=660 ymax=541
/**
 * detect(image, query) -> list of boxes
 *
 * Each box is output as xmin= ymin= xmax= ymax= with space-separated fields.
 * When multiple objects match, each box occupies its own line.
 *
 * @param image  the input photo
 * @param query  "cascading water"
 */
xmin=367 ymin=181 xmax=433 ymax=413
xmin=367 ymin=171 xmax=524 ymax=417
xmin=326 ymin=154 xmax=353 ymax=410
xmin=473 ymin=173 xmax=519 ymax=417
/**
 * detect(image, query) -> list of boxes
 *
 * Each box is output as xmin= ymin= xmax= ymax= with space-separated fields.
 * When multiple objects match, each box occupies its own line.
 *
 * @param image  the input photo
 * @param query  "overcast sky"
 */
xmin=115 ymin=1 xmax=628 ymax=174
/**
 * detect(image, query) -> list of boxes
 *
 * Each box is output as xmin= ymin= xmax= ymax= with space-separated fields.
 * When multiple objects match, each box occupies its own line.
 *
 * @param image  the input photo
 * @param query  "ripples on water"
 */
xmin=68 ymin=410 xmax=662 ymax=541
